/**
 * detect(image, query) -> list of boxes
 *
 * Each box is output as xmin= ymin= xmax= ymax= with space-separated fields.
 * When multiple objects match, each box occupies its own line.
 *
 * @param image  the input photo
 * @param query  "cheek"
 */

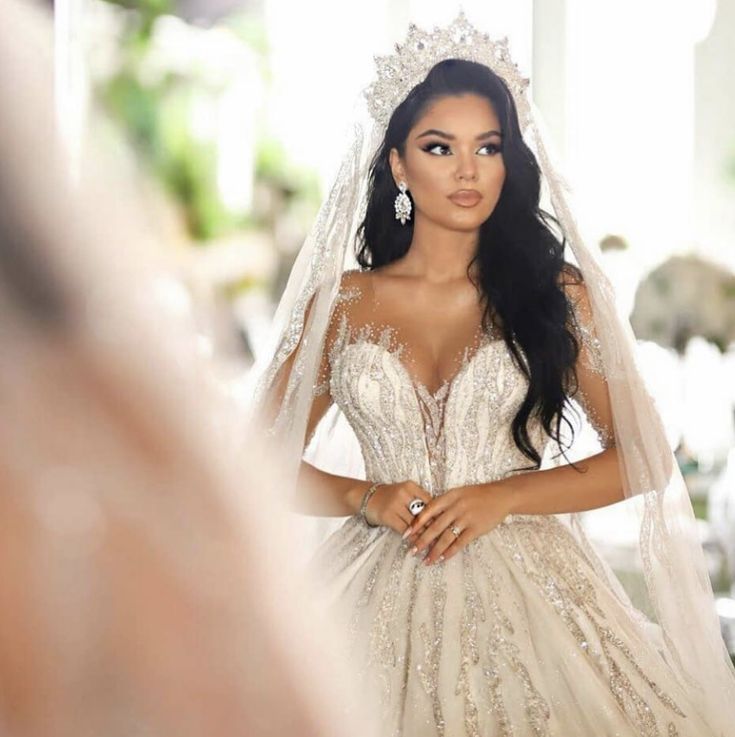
xmin=409 ymin=167 xmax=442 ymax=197
xmin=488 ymin=166 xmax=506 ymax=202
xmin=492 ymin=161 xmax=506 ymax=187
xmin=407 ymin=181 xmax=449 ymax=214
xmin=495 ymin=173 xmax=506 ymax=196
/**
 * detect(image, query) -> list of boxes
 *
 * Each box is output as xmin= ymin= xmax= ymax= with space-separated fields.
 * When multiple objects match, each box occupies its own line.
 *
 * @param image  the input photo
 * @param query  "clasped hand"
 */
xmin=363 ymin=479 xmax=515 ymax=565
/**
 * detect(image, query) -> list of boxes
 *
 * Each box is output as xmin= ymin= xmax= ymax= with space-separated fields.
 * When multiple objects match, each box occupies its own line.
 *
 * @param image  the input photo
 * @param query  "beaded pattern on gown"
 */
xmin=305 ymin=269 xmax=714 ymax=737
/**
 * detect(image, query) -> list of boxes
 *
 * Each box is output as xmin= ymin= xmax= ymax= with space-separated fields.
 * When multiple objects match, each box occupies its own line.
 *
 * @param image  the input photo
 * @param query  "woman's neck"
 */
xmin=393 ymin=219 xmax=479 ymax=283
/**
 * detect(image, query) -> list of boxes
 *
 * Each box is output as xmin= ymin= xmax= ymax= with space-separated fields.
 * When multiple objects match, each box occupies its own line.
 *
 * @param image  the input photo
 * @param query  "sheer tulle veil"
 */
xmin=245 ymin=10 xmax=735 ymax=732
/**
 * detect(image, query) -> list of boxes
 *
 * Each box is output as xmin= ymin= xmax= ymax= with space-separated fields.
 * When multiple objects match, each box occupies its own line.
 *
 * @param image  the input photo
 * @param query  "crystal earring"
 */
xmin=394 ymin=180 xmax=412 ymax=225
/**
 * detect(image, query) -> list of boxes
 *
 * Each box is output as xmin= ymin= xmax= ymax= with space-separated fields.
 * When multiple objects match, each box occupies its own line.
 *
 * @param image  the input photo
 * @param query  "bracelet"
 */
xmin=359 ymin=482 xmax=381 ymax=528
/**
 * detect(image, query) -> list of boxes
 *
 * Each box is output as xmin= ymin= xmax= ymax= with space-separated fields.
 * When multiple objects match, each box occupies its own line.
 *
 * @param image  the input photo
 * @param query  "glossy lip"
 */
xmin=448 ymin=189 xmax=482 ymax=207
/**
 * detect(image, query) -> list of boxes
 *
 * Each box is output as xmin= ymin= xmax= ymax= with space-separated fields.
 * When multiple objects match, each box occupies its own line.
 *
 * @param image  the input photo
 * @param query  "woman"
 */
xmin=250 ymin=12 xmax=735 ymax=737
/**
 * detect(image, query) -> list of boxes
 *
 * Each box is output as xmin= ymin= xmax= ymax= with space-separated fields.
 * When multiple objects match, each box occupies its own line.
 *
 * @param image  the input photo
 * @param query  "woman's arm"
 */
xmin=268 ymin=361 xmax=371 ymax=518
xmin=494 ymin=446 xmax=623 ymax=515
xmin=494 ymin=276 xmax=624 ymax=515
xmin=264 ymin=280 xmax=372 ymax=518
xmin=295 ymin=460 xmax=372 ymax=517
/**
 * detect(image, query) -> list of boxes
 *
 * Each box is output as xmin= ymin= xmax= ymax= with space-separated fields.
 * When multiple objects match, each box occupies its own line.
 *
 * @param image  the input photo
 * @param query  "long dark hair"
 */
xmin=355 ymin=58 xmax=586 ymax=471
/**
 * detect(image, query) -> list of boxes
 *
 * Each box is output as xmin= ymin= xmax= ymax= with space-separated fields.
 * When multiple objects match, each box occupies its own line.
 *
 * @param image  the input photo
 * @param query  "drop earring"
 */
xmin=394 ymin=180 xmax=412 ymax=225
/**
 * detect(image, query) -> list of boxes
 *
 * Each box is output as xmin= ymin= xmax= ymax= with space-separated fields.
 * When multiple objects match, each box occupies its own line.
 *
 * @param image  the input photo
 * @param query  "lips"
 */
xmin=448 ymin=189 xmax=482 ymax=207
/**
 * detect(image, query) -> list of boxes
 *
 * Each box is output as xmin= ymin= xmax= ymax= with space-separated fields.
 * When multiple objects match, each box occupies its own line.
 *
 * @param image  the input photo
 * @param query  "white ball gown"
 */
xmin=304 ymin=269 xmax=720 ymax=737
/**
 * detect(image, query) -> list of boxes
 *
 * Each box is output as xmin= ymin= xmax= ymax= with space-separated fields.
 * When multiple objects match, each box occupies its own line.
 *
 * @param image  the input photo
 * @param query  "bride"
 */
xmin=250 ymin=12 xmax=735 ymax=736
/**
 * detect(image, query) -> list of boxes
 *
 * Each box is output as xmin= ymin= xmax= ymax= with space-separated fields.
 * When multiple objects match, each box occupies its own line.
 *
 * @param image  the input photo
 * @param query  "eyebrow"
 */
xmin=415 ymin=128 xmax=503 ymax=141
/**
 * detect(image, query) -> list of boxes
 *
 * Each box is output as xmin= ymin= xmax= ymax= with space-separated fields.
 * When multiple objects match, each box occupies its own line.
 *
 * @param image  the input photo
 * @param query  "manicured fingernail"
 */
xmin=402 ymin=528 xmax=412 ymax=540
xmin=410 ymin=546 xmax=418 ymax=555
xmin=438 ymin=555 xmax=445 ymax=563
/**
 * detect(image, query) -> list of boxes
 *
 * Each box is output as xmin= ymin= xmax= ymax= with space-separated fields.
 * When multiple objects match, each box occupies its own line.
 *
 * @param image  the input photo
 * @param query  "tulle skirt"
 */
xmin=308 ymin=513 xmax=719 ymax=737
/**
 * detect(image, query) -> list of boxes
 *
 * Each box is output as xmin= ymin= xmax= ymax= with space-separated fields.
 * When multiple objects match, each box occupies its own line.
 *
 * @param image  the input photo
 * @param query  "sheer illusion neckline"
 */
xmin=359 ymin=270 xmax=504 ymax=399
xmin=332 ymin=316 xmax=505 ymax=400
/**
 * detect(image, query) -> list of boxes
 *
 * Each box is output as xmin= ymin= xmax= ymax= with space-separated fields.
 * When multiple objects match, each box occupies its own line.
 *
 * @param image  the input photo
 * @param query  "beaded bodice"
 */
xmin=312 ymin=269 xmax=612 ymax=496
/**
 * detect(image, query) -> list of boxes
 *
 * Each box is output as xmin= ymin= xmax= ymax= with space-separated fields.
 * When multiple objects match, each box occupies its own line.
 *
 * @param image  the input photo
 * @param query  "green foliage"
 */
xmin=100 ymin=67 xmax=243 ymax=240
xmin=102 ymin=0 xmax=172 ymax=40
xmin=255 ymin=136 xmax=320 ymax=205
xmin=94 ymin=3 xmax=319 ymax=244
xmin=224 ymin=13 xmax=270 ymax=59
xmin=690 ymin=494 xmax=707 ymax=520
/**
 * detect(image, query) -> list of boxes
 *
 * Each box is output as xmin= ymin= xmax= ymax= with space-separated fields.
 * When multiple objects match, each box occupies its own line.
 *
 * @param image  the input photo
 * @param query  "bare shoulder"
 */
xmin=340 ymin=267 xmax=368 ymax=285
xmin=338 ymin=267 xmax=372 ymax=295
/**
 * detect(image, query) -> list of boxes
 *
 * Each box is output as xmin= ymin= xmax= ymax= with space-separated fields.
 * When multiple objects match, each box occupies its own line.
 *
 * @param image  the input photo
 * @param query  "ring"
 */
xmin=408 ymin=498 xmax=425 ymax=516
xmin=450 ymin=525 xmax=462 ymax=537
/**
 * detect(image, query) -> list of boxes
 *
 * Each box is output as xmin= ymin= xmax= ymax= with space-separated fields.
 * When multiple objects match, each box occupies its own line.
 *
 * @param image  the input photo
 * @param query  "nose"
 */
xmin=456 ymin=150 xmax=478 ymax=182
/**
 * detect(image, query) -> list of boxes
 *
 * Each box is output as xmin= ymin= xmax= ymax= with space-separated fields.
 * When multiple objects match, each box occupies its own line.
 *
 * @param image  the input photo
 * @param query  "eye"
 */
xmin=480 ymin=143 xmax=502 ymax=155
xmin=422 ymin=142 xmax=451 ymax=155
xmin=421 ymin=142 xmax=502 ymax=156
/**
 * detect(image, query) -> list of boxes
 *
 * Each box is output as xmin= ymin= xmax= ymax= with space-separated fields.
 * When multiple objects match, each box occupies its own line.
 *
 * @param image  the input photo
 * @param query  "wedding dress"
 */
xmin=303 ymin=268 xmax=718 ymax=737
xmin=248 ymin=12 xmax=735 ymax=736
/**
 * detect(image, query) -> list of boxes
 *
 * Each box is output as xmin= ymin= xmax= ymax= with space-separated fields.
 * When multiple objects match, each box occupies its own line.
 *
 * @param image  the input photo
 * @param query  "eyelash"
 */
xmin=421 ymin=142 xmax=502 ymax=156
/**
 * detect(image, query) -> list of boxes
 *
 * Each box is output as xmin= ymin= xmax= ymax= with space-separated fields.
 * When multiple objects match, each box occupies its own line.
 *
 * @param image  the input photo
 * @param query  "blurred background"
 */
xmin=51 ymin=0 xmax=735 ymax=657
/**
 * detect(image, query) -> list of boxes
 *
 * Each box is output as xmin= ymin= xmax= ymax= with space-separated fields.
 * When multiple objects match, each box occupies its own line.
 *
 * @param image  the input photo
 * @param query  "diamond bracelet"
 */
xmin=359 ymin=482 xmax=381 ymax=528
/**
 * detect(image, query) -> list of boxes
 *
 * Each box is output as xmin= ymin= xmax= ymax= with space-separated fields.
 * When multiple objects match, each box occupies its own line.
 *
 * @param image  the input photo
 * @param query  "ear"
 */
xmin=388 ymin=147 xmax=405 ymax=187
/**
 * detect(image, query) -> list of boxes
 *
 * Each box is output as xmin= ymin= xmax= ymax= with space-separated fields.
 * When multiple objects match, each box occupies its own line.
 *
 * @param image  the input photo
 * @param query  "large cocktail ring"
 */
xmin=408 ymin=499 xmax=425 ymax=516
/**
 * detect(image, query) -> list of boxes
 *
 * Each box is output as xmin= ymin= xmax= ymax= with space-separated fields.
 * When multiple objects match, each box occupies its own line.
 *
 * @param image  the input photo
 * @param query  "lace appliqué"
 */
xmin=494 ymin=516 xmax=687 ymax=734
xmin=579 ymin=321 xmax=605 ymax=374
xmin=313 ymin=284 xmax=363 ymax=397
xmin=578 ymin=392 xmax=615 ymax=450
xmin=570 ymin=296 xmax=616 ymax=450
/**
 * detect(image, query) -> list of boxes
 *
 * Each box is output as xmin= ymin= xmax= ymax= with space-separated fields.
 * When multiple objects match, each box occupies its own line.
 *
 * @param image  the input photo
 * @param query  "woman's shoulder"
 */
xmin=556 ymin=263 xmax=592 ymax=315
xmin=340 ymin=266 xmax=369 ymax=284
xmin=557 ymin=262 xmax=584 ymax=290
xmin=337 ymin=267 xmax=371 ymax=299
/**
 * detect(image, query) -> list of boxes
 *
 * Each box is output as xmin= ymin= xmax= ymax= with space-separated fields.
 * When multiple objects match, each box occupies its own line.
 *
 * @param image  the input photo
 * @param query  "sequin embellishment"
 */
xmin=568 ymin=291 xmax=616 ymax=450
xmin=303 ymin=272 xmax=699 ymax=737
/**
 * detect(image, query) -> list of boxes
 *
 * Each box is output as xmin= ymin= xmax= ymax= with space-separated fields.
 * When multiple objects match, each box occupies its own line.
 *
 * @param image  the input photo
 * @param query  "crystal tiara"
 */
xmin=362 ymin=9 xmax=531 ymax=131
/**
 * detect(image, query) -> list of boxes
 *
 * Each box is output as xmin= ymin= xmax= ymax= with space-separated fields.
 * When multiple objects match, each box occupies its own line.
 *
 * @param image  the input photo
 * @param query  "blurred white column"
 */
xmin=562 ymin=0 xmax=709 ymax=274
xmin=532 ymin=0 xmax=568 ymax=162
xmin=54 ymin=0 xmax=90 ymax=184
xmin=692 ymin=0 xmax=735 ymax=271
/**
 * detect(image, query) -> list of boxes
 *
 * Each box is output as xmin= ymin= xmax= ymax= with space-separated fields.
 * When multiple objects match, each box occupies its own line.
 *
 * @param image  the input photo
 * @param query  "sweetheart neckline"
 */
xmin=341 ymin=334 xmax=506 ymax=402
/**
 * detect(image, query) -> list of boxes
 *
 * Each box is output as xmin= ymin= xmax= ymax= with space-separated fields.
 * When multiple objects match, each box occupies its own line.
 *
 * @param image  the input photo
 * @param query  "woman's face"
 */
xmin=389 ymin=93 xmax=506 ymax=232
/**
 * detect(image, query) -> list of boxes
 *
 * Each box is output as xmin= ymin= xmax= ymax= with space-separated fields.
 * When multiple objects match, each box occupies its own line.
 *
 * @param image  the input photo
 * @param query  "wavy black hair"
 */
xmin=355 ymin=58 xmax=587 ymax=472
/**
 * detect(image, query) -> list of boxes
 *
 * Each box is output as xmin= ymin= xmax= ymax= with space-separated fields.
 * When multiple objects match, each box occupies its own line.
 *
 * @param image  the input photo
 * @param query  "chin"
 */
xmin=447 ymin=211 xmax=490 ymax=228
xmin=446 ymin=219 xmax=484 ymax=233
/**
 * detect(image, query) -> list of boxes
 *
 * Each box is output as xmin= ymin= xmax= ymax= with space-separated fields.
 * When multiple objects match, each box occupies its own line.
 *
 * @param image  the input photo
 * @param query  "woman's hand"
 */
xmin=403 ymin=482 xmax=516 ymax=565
xmin=362 ymin=480 xmax=433 ymax=536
